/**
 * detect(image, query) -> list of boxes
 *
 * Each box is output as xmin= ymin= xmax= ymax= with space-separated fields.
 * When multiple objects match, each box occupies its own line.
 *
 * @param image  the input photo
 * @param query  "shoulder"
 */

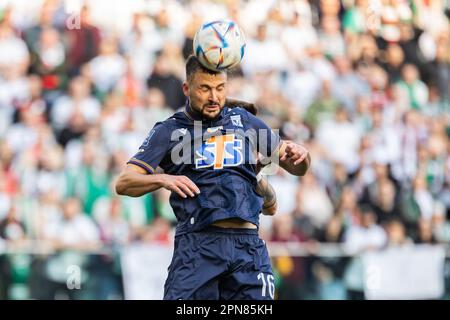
xmin=225 ymin=106 xmax=253 ymax=121
xmin=153 ymin=112 xmax=185 ymax=130
xmin=228 ymin=107 xmax=271 ymax=130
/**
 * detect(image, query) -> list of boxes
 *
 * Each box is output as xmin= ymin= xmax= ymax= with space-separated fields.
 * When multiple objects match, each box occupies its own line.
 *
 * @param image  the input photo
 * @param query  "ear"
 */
xmin=182 ymin=81 xmax=189 ymax=97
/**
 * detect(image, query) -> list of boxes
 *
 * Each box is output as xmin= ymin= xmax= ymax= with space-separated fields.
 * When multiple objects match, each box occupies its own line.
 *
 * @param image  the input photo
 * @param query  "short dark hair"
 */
xmin=185 ymin=55 xmax=225 ymax=82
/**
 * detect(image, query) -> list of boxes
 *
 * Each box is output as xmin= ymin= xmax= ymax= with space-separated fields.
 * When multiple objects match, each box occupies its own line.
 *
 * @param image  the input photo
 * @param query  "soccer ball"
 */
xmin=193 ymin=20 xmax=246 ymax=71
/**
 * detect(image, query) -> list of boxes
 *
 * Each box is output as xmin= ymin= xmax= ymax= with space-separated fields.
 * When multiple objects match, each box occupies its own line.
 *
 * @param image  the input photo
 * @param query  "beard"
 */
xmin=201 ymin=102 xmax=222 ymax=119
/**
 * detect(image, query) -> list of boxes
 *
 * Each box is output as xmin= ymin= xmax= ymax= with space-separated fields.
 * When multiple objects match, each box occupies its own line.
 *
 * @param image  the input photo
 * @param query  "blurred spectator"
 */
xmin=50 ymin=76 xmax=101 ymax=134
xmin=330 ymin=56 xmax=370 ymax=113
xmin=0 ymin=24 xmax=29 ymax=79
xmin=270 ymin=214 xmax=307 ymax=300
xmin=93 ymin=196 xmax=130 ymax=246
xmin=65 ymin=5 xmax=101 ymax=76
xmin=281 ymin=11 xmax=318 ymax=64
xmin=342 ymin=0 xmax=368 ymax=35
xmin=316 ymin=107 xmax=362 ymax=172
xmin=343 ymin=205 xmax=387 ymax=255
xmin=432 ymin=201 xmax=450 ymax=243
xmin=296 ymin=173 xmax=334 ymax=230
xmin=0 ymin=202 xmax=26 ymax=243
xmin=88 ymin=38 xmax=126 ymax=97
xmin=342 ymin=204 xmax=387 ymax=300
xmin=23 ymin=0 xmax=58 ymax=48
xmin=413 ymin=175 xmax=435 ymax=221
xmin=146 ymin=51 xmax=185 ymax=111
xmin=304 ymin=80 xmax=340 ymax=130
xmin=120 ymin=12 xmax=158 ymax=81
xmin=29 ymin=27 xmax=67 ymax=94
xmin=132 ymin=88 xmax=173 ymax=135
xmin=380 ymin=43 xmax=405 ymax=84
xmin=385 ymin=219 xmax=412 ymax=246
xmin=319 ymin=15 xmax=345 ymax=59
xmin=415 ymin=218 xmax=437 ymax=244
xmin=43 ymin=197 xmax=100 ymax=250
xmin=396 ymin=64 xmax=429 ymax=111
xmin=242 ymin=23 xmax=288 ymax=76
xmin=364 ymin=176 xmax=402 ymax=225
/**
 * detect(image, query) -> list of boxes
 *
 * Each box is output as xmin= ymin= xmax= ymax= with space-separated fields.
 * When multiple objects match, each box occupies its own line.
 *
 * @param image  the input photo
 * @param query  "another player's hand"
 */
xmin=280 ymin=140 xmax=309 ymax=166
xmin=160 ymin=174 xmax=200 ymax=198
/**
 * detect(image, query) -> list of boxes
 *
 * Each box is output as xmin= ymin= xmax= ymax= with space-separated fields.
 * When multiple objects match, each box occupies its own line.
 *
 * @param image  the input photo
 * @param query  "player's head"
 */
xmin=183 ymin=55 xmax=227 ymax=120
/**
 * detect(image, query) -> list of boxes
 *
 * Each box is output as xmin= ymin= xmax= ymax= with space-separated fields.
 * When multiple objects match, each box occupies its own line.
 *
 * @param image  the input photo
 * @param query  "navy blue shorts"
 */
xmin=163 ymin=226 xmax=274 ymax=300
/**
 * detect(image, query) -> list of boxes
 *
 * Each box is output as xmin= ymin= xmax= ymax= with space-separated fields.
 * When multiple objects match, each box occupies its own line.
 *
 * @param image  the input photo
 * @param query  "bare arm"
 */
xmin=115 ymin=164 xmax=200 ymax=198
xmin=278 ymin=140 xmax=311 ymax=176
xmin=255 ymin=175 xmax=277 ymax=216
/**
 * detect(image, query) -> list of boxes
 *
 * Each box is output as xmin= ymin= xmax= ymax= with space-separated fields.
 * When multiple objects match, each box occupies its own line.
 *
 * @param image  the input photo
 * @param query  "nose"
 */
xmin=208 ymin=89 xmax=218 ymax=103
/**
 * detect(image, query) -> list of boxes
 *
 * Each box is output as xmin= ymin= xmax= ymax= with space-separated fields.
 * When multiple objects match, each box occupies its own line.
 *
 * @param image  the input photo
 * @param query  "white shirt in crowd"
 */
xmin=51 ymin=95 xmax=101 ymax=131
xmin=316 ymin=119 xmax=362 ymax=172
xmin=45 ymin=214 xmax=100 ymax=247
xmin=0 ymin=34 xmax=29 ymax=70
xmin=242 ymin=38 xmax=288 ymax=76
xmin=344 ymin=224 xmax=387 ymax=255
xmin=89 ymin=54 xmax=127 ymax=93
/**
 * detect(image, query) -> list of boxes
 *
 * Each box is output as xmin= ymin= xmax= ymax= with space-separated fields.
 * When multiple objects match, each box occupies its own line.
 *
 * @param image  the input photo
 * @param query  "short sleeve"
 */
xmin=127 ymin=122 xmax=170 ymax=174
xmin=246 ymin=112 xmax=281 ymax=158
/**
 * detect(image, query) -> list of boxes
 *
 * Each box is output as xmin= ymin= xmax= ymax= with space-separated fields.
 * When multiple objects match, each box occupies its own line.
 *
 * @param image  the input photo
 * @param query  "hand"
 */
xmin=160 ymin=174 xmax=200 ymax=198
xmin=280 ymin=141 xmax=309 ymax=166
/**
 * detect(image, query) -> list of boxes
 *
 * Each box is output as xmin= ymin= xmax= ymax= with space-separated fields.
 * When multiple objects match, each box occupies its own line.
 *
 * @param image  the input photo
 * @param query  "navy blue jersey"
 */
xmin=127 ymin=102 xmax=281 ymax=236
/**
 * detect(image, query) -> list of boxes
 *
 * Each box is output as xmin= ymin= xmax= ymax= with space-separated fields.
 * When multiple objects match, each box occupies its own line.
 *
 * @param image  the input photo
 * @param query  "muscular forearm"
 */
xmin=278 ymin=140 xmax=310 ymax=176
xmin=256 ymin=176 xmax=277 ymax=216
xmin=115 ymin=171 xmax=165 ymax=197
xmin=279 ymin=153 xmax=311 ymax=176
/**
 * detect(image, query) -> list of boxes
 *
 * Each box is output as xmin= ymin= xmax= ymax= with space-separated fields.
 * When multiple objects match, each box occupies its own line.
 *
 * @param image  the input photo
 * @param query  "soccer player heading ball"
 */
xmin=116 ymin=21 xmax=310 ymax=300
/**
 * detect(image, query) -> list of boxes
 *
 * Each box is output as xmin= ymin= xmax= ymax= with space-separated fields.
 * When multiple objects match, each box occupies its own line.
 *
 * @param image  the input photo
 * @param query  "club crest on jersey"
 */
xmin=195 ymin=134 xmax=243 ymax=169
xmin=231 ymin=115 xmax=243 ymax=127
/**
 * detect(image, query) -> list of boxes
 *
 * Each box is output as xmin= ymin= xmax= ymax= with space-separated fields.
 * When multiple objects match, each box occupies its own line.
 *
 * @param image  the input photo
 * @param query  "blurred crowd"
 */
xmin=0 ymin=0 xmax=449 ymax=267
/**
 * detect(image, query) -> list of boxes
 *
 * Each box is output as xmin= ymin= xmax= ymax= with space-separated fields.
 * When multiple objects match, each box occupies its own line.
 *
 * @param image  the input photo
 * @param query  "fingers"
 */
xmin=281 ymin=142 xmax=309 ymax=165
xmin=170 ymin=176 xmax=201 ymax=198
xmin=280 ymin=145 xmax=289 ymax=161
xmin=294 ymin=152 xmax=308 ymax=165
xmin=281 ymin=141 xmax=293 ymax=161
xmin=181 ymin=176 xmax=201 ymax=195
xmin=290 ymin=152 xmax=302 ymax=164
xmin=171 ymin=185 xmax=188 ymax=198
xmin=281 ymin=142 xmax=294 ymax=160
xmin=178 ymin=183 xmax=195 ymax=197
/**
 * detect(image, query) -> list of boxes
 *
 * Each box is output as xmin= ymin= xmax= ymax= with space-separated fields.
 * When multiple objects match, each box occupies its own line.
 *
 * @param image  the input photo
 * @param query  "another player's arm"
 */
xmin=255 ymin=175 xmax=277 ymax=216
xmin=115 ymin=164 xmax=200 ymax=198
